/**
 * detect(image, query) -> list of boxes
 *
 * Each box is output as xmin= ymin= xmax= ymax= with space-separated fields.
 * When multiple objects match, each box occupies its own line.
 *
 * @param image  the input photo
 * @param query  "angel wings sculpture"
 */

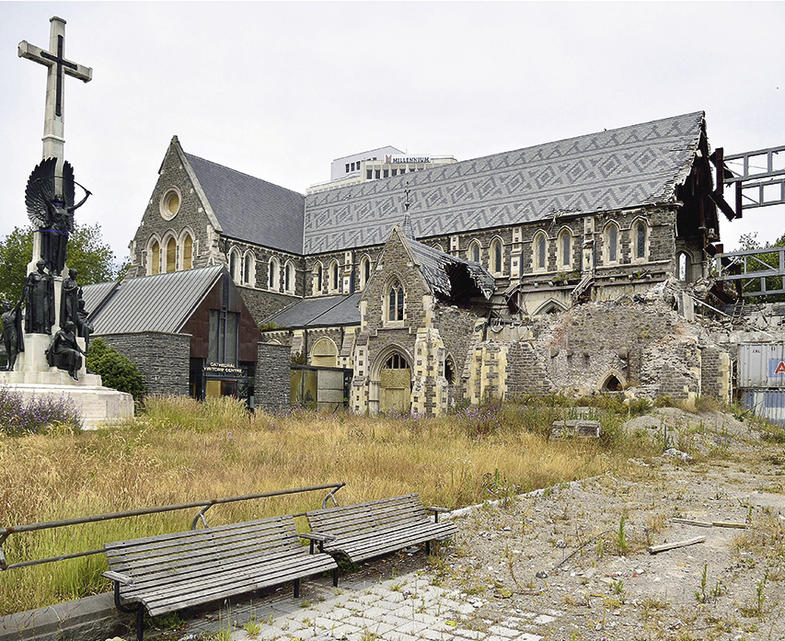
xmin=25 ymin=158 xmax=91 ymax=275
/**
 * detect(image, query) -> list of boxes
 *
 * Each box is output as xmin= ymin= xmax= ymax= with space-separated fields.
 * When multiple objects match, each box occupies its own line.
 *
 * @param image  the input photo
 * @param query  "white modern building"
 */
xmin=308 ymin=146 xmax=457 ymax=194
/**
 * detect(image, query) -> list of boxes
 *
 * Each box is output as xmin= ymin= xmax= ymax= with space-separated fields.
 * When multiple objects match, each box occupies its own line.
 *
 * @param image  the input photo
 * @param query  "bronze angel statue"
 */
xmin=25 ymin=158 xmax=91 ymax=275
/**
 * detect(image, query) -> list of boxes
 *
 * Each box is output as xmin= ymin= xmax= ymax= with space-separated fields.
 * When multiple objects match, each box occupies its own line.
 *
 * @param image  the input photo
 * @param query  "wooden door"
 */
xmin=380 ymin=366 xmax=411 ymax=413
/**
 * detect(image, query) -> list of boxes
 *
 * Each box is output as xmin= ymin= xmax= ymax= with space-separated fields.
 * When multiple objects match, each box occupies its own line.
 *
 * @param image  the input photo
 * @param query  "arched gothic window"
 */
xmin=182 ymin=234 xmax=193 ymax=270
xmin=360 ymin=256 xmax=371 ymax=290
xmin=558 ymin=229 xmax=572 ymax=269
xmin=491 ymin=238 xmax=503 ymax=274
xmin=268 ymin=257 xmax=280 ymax=290
xmin=311 ymin=337 xmax=338 ymax=367
xmin=150 ymin=240 xmax=161 ymax=275
xmin=634 ymin=220 xmax=648 ymax=260
xmin=468 ymin=240 xmax=481 ymax=263
xmin=284 ymin=261 xmax=295 ymax=293
xmin=312 ymin=263 xmax=323 ymax=295
xmin=230 ymin=252 xmax=238 ymax=281
xmin=329 ymin=260 xmax=340 ymax=292
xmin=387 ymin=280 xmax=404 ymax=322
xmin=166 ymin=237 xmax=176 ymax=273
xmin=533 ymin=232 xmax=547 ymax=272
xmin=678 ymin=252 xmax=689 ymax=281
xmin=243 ymin=252 xmax=256 ymax=285
xmin=605 ymin=222 xmax=619 ymax=263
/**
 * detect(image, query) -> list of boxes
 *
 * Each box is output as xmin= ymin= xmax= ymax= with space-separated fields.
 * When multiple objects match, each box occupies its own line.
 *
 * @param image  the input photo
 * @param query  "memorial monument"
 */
xmin=0 ymin=16 xmax=133 ymax=427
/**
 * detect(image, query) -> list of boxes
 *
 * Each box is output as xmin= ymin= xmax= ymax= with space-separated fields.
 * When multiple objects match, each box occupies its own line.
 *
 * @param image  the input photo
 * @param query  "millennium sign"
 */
xmin=385 ymin=155 xmax=431 ymax=164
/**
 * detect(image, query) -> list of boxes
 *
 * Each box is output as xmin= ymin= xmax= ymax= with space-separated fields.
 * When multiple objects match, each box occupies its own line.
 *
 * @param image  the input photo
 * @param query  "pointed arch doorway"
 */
xmin=379 ymin=351 xmax=411 ymax=413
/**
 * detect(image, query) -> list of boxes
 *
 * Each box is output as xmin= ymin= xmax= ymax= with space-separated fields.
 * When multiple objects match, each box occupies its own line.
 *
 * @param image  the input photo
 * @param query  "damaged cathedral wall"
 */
xmin=464 ymin=299 xmax=732 ymax=406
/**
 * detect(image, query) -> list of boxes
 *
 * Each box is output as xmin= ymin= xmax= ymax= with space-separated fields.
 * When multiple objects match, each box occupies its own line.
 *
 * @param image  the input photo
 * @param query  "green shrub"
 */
xmin=86 ymin=338 xmax=146 ymax=401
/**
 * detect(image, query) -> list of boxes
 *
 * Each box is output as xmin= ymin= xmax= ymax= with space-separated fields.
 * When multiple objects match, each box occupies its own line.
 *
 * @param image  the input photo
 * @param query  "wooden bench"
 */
xmin=304 ymin=494 xmax=456 ymax=564
xmin=103 ymin=515 xmax=338 ymax=641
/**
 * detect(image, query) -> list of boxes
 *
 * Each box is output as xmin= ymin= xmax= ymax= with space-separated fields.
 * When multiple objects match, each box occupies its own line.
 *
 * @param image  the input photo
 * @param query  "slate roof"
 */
xmin=82 ymin=265 xmax=224 ymax=335
xmin=185 ymin=153 xmax=305 ymax=255
xmin=407 ymin=237 xmax=495 ymax=300
xmin=265 ymin=294 xmax=361 ymax=329
xmin=303 ymin=111 xmax=705 ymax=254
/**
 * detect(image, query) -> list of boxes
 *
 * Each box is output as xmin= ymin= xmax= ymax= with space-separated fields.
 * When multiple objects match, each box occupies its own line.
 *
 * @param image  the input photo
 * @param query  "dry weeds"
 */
xmin=0 ymin=395 xmax=662 ymax=614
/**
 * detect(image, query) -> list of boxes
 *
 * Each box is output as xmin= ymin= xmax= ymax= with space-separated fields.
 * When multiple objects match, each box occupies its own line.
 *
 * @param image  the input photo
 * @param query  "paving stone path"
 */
xmin=183 ymin=571 xmax=562 ymax=641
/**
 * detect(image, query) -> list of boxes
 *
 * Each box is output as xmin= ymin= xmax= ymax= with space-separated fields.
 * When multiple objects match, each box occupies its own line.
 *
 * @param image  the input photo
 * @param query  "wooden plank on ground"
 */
xmin=672 ymin=518 xmax=713 ymax=527
xmin=648 ymin=536 xmax=706 ymax=554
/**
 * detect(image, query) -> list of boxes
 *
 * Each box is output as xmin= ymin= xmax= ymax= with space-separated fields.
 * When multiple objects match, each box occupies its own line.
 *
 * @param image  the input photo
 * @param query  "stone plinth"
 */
xmin=0 ymin=334 xmax=134 ymax=429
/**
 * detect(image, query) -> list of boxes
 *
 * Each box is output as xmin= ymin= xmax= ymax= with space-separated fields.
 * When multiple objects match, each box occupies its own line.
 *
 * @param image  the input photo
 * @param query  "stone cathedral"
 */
xmin=115 ymin=111 xmax=738 ymax=414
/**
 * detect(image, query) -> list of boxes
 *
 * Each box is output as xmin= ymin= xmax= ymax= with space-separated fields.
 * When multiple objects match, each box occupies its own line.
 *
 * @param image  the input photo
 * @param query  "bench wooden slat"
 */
xmin=105 ymin=519 xmax=297 ymax=557
xmin=105 ymin=516 xmax=290 ymax=550
xmin=105 ymin=514 xmax=339 ymax=640
xmin=308 ymin=500 xmax=427 ymax=533
xmin=309 ymin=502 xmax=427 ymax=528
xmin=144 ymin=558 xmax=335 ymax=617
xmin=142 ymin=556 xmax=336 ymax=614
xmin=118 ymin=548 xmax=309 ymax=594
xmin=134 ymin=554 xmax=335 ymax=605
xmin=327 ymin=523 xmax=456 ymax=553
xmin=307 ymin=494 xmax=419 ymax=517
xmin=108 ymin=533 xmax=302 ymax=574
xmin=307 ymin=498 xmax=423 ymax=523
xmin=306 ymin=495 xmax=456 ymax=565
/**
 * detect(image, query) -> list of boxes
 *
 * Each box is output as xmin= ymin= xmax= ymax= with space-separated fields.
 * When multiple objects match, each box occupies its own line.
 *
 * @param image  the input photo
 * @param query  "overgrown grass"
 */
xmin=0 ymin=395 xmax=662 ymax=613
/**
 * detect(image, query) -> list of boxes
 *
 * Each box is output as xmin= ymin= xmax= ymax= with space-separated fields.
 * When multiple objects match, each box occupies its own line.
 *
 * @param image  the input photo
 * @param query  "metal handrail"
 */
xmin=0 ymin=482 xmax=345 ymax=571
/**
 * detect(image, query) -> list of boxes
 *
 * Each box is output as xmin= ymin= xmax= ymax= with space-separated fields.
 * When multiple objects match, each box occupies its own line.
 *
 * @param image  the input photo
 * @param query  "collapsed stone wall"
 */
xmin=465 ymin=296 xmax=733 ymax=405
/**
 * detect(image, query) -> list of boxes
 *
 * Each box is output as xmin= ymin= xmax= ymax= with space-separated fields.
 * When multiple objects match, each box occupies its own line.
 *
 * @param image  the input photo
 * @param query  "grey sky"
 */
xmin=1 ymin=2 xmax=784 ymax=264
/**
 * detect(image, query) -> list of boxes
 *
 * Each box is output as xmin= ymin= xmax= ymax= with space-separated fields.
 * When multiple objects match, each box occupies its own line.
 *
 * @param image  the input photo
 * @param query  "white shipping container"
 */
xmin=738 ymin=343 xmax=785 ymax=389
xmin=742 ymin=389 xmax=785 ymax=427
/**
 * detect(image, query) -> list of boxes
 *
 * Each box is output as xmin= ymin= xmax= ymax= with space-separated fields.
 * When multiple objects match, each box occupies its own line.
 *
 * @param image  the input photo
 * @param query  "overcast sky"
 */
xmin=1 ymin=1 xmax=784 ymax=265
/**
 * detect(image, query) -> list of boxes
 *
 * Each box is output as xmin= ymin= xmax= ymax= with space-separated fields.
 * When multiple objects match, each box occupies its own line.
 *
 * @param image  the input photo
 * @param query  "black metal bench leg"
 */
xmin=136 ymin=606 xmax=144 ymax=641
xmin=425 ymin=540 xmax=431 ymax=556
xmin=293 ymin=578 xmax=300 ymax=599
xmin=332 ymin=567 xmax=339 ymax=587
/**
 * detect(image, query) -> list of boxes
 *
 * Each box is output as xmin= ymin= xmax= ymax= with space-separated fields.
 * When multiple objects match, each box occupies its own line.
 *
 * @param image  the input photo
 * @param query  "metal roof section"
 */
xmin=265 ymin=294 xmax=361 ymax=329
xmin=303 ymin=111 xmax=705 ymax=254
xmin=87 ymin=265 xmax=224 ymax=335
xmin=184 ymin=152 xmax=305 ymax=255
xmin=79 ymin=280 xmax=119 ymax=317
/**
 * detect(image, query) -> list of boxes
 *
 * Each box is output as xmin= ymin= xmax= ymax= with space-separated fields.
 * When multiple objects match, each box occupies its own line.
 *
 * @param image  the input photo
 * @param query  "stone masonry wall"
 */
xmin=98 ymin=332 xmax=191 ymax=397
xmin=256 ymin=343 xmax=290 ymax=413
xmin=505 ymin=342 xmax=554 ymax=397
xmin=239 ymin=286 xmax=299 ymax=325
xmin=699 ymin=346 xmax=731 ymax=404
xmin=127 ymin=142 xmax=216 ymax=278
xmin=434 ymin=304 xmax=482 ymax=403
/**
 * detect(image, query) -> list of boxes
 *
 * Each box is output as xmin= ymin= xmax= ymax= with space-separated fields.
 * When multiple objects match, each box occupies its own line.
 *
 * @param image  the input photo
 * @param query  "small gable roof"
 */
xmin=82 ymin=265 xmax=224 ymax=335
xmin=184 ymin=152 xmax=305 ymax=255
xmin=303 ymin=111 xmax=706 ymax=254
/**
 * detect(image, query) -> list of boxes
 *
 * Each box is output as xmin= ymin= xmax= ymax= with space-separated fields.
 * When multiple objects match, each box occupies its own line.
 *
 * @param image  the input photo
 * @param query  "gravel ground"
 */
xmin=442 ymin=411 xmax=785 ymax=640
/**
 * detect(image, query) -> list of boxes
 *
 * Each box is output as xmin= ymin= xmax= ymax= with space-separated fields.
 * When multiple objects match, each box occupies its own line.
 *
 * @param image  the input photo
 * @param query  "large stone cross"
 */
xmin=18 ymin=16 xmax=92 ymax=164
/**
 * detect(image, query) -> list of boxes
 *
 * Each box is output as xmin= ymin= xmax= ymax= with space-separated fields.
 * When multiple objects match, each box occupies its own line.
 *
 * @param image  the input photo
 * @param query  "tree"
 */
xmin=86 ymin=338 xmax=146 ymax=402
xmin=0 ymin=224 xmax=117 ymax=308
xmin=732 ymin=231 xmax=785 ymax=302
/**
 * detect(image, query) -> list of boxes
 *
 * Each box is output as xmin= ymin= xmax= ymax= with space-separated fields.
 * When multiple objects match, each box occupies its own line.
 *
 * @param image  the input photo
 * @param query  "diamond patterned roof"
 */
xmin=302 ymin=111 xmax=705 ymax=254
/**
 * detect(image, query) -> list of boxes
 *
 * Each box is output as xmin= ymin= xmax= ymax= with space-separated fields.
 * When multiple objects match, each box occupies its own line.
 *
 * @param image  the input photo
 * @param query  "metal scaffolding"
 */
xmin=723 ymin=144 xmax=785 ymax=210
